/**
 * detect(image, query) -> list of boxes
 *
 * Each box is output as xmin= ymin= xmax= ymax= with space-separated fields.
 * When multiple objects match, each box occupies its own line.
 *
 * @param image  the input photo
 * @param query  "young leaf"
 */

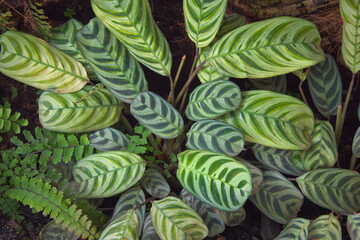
xmin=249 ymin=75 xmax=287 ymax=93
xmin=347 ymin=214 xmax=360 ymax=240
xmin=140 ymin=169 xmax=170 ymax=198
xmin=308 ymin=214 xmax=341 ymax=240
xmin=274 ymin=217 xmax=310 ymax=240
xmin=89 ymin=127 xmax=130 ymax=152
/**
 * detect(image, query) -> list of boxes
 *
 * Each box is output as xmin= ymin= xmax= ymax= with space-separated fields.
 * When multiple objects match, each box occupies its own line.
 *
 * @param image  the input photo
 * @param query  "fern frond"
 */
xmin=0 ymin=194 xmax=24 ymax=221
xmin=0 ymin=101 xmax=28 ymax=135
xmin=0 ymin=10 xmax=15 ymax=33
xmin=23 ymin=0 xmax=51 ymax=40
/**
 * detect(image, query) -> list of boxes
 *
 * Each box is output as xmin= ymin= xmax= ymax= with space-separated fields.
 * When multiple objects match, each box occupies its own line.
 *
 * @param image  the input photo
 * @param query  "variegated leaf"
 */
xmin=249 ymin=75 xmax=287 ymax=94
xmin=73 ymin=151 xmax=146 ymax=198
xmin=208 ymin=16 xmax=325 ymax=78
xmin=177 ymin=150 xmax=252 ymax=211
xmin=297 ymin=168 xmax=360 ymax=213
xmin=38 ymin=86 xmax=123 ymax=133
xmin=150 ymin=196 xmax=208 ymax=240
xmin=141 ymin=214 xmax=160 ymax=240
xmin=274 ymin=217 xmax=310 ymax=240
xmin=197 ymin=47 xmax=228 ymax=84
xmin=347 ymin=214 xmax=360 ymax=240
xmin=140 ymin=169 xmax=170 ymax=198
xmin=91 ymin=0 xmax=172 ymax=76
xmin=40 ymin=220 xmax=78 ymax=240
xmin=219 ymin=90 xmax=314 ymax=150
xmin=352 ymin=127 xmax=360 ymax=157
xmin=186 ymin=80 xmax=241 ymax=121
xmin=76 ymin=17 xmax=148 ymax=103
xmin=308 ymin=214 xmax=341 ymax=240
xmin=130 ymin=91 xmax=184 ymax=139
xmin=0 ymin=30 xmax=88 ymax=93
xmin=186 ymin=119 xmax=244 ymax=156
xmin=214 ymin=207 xmax=246 ymax=227
xmin=89 ymin=127 xmax=129 ymax=152
xmin=236 ymin=158 xmax=264 ymax=195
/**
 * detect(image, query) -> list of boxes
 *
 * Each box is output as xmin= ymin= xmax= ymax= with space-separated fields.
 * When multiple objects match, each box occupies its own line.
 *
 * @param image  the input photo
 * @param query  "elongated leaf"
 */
xmin=141 ymin=169 xmax=170 ymax=198
xmin=99 ymin=209 xmax=139 ymax=240
xmin=236 ymin=158 xmax=264 ymax=195
xmin=197 ymin=48 xmax=228 ymax=84
xmin=249 ymin=75 xmax=287 ymax=94
xmin=219 ymin=90 xmax=314 ymax=150
xmin=353 ymin=127 xmax=360 ymax=157
xmin=177 ymin=150 xmax=252 ymax=211
xmin=216 ymin=14 xmax=246 ymax=40
xmin=40 ymin=220 xmax=78 ymax=240
xmin=208 ymin=16 xmax=324 ymax=78
xmin=249 ymin=169 xmax=303 ymax=224
xmin=308 ymin=214 xmax=341 ymax=240
xmin=39 ymin=86 xmax=123 ymax=133
xmin=130 ymin=91 xmax=184 ymax=139
xmin=186 ymin=120 xmax=244 ymax=156
xmin=186 ymin=80 xmax=241 ymax=121
xmin=73 ymin=151 xmax=146 ymax=198
xmin=340 ymin=0 xmax=360 ymax=73
xmin=91 ymin=0 xmax=172 ymax=76
xmin=89 ymin=127 xmax=129 ymax=152
xmin=180 ymin=189 xmax=225 ymax=237
xmin=141 ymin=214 xmax=160 ymax=240
xmin=151 ymin=196 xmax=208 ymax=240
xmin=347 ymin=214 xmax=360 ymax=240
xmin=76 ymin=17 xmax=148 ymax=103
xmin=214 ymin=207 xmax=246 ymax=227
xmin=307 ymin=54 xmax=342 ymax=118
xmin=296 ymin=168 xmax=360 ymax=213
xmin=274 ymin=218 xmax=310 ymax=240
xmin=0 ymin=30 xmax=88 ymax=93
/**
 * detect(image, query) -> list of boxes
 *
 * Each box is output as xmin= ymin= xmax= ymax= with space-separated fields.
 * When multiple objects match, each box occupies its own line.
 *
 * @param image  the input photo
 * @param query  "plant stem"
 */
xmin=168 ymin=75 xmax=175 ymax=105
xmin=340 ymin=73 xmax=356 ymax=128
xmin=335 ymin=105 xmax=343 ymax=146
xmin=179 ymin=88 xmax=189 ymax=114
xmin=189 ymin=48 xmax=199 ymax=78
xmin=134 ymin=197 xmax=154 ymax=210
xmin=168 ymin=55 xmax=186 ymax=102
xmin=350 ymin=154 xmax=357 ymax=170
xmin=146 ymin=160 xmax=164 ymax=171
xmin=298 ymin=79 xmax=309 ymax=105
xmin=119 ymin=115 xmax=134 ymax=135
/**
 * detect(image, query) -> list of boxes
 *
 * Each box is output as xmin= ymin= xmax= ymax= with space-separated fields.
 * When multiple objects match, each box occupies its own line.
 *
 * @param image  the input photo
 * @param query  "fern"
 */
xmin=0 ymin=100 xmax=28 ymax=137
xmin=0 ymin=188 xmax=24 ymax=221
xmin=0 ymin=10 xmax=15 ymax=33
xmin=24 ymin=0 xmax=51 ymax=40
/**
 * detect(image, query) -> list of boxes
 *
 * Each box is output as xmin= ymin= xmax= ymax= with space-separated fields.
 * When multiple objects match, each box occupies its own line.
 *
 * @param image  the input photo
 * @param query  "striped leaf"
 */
xmin=141 ymin=214 xmax=160 ymax=240
xmin=347 ymin=214 xmax=360 ymax=240
xmin=340 ymin=0 xmax=360 ymax=73
xmin=130 ymin=91 xmax=184 ymax=139
xmin=40 ymin=220 xmax=78 ymax=240
xmin=252 ymin=144 xmax=304 ymax=176
xmin=89 ymin=127 xmax=129 ymax=152
xmin=186 ymin=119 xmax=244 ymax=156
xmin=352 ymin=127 xmax=360 ymax=157
xmin=183 ymin=0 xmax=227 ymax=47
xmin=0 ymin=30 xmax=88 ymax=93
xmin=186 ymin=80 xmax=241 ymax=121
xmin=236 ymin=158 xmax=264 ymax=195
xmin=214 ymin=207 xmax=246 ymax=227
xmin=197 ymin=47 xmax=228 ymax=83
xmin=150 ymin=196 xmax=208 ymax=240
xmin=177 ymin=150 xmax=252 ymax=211
xmin=274 ymin=218 xmax=310 ymax=240
xmin=91 ymin=0 xmax=172 ymax=76
xmin=76 ymin=17 xmax=148 ymax=103
xmin=208 ymin=16 xmax=325 ymax=78
xmin=99 ymin=209 xmax=139 ymax=240
xmin=308 ymin=214 xmax=341 ymax=240
xmin=249 ymin=169 xmax=304 ymax=224
xmin=73 ymin=151 xmax=146 ymax=198
xmin=50 ymin=18 xmax=97 ymax=80
xmin=216 ymin=14 xmax=246 ymax=40
xmin=296 ymin=168 xmax=360 ymax=213
xmin=180 ymin=189 xmax=225 ymax=237
xmin=38 ymin=86 xmax=123 ymax=133
xmin=308 ymin=54 xmax=342 ymax=118
xmin=249 ymin=75 xmax=287 ymax=94
xmin=299 ymin=120 xmax=337 ymax=171
xmin=140 ymin=169 xmax=170 ymax=198
xmin=219 ymin=90 xmax=314 ymax=150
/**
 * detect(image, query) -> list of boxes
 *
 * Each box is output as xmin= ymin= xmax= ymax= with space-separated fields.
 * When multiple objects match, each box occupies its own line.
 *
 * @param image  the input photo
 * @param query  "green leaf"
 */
xmin=186 ymin=120 xmax=244 ymax=157
xmin=219 ymin=90 xmax=314 ymax=150
xmin=214 ymin=207 xmax=246 ymax=227
xmin=141 ymin=214 xmax=160 ymax=240
xmin=130 ymin=91 xmax=184 ymax=139
xmin=38 ymin=86 xmax=123 ymax=133
xmin=249 ymin=169 xmax=303 ymax=224
xmin=177 ymin=150 xmax=252 ymax=211
xmin=89 ymin=127 xmax=129 ymax=152
xmin=308 ymin=214 xmax=341 ymax=240
xmin=274 ymin=218 xmax=310 ymax=240
xmin=352 ymin=127 xmax=360 ymax=157
xmin=196 ymin=48 xmax=228 ymax=84
xmin=76 ymin=17 xmax=148 ymax=103
xmin=296 ymin=168 xmax=360 ymax=213
xmin=90 ymin=0 xmax=172 ymax=76
xmin=216 ymin=13 xmax=246 ymax=40
xmin=249 ymin=75 xmax=287 ymax=93
xmin=73 ymin=151 xmax=146 ymax=198
xmin=347 ymin=214 xmax=360 ymax=240
xmin=150 ymin=196 xmax=208 ymax=240
xmin=140 ymin=169 xmax=170 ymax=198
xmin=340 ymin=0 xmax=360 ymax=73
xmin=208 ymin=16 xmax=325 ymax=78
xmin=40 ymin=220 xmax=78 ymax=240
xmin=186 ymin=80 xmax=241 ymax=121
xmin=183 ymin=0 xmax=227 ymax=47
xmin=0 ymin=30 xmax=88 ymax=93
xmin=235 ymin=158 xmax=264 ymax=195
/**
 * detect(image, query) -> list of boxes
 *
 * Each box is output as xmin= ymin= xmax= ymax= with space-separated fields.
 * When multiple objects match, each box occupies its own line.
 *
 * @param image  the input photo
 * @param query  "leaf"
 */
xmin=130 ymin=91 xmax=184 ymax=139
xmin=73 ymin=151 xmax=146 ymax=198
xmin=186 ymin=119 xmax=244 ymax=156
xmin=214 ymin=207 xmax=246 ymax=227
xmin=347 ymin=214 xmax=360 ymax=240
xmin=274 ymin=217 xmax=310 ymax=240
xmin=261 ymin=214 xmax=282 ymax=240
xmin=90 ymin=0 xmax=172 ymax=76
xmin=296 ymin=168 xmax=360 ymax=213
xmin=208 ymin=16 xmax=325 ymax=78
xmin=186 ymin=80 xmax=241 ymax=121
xmin=183 ymin=0 xmax=227 ymax=47
xmin=197 ymin=47 xmax=229 ymax=84
xmin=249 ymin=169 xmax=303 ymax=224
xmin=352 ymin=127 xmax=360 ymax=157
xmin=216 ymin=13 xmax=246 ymax=40
xmin=249 ymin=75 xmax=287 ymax=93
xmin=40 ymin=220 xmax=78 ymax=240
xmin=308 ymin=214 xmax=341 ymax=240
xmin=219 ymin=90 xmax=314 ymax=150
xmin=38 ymin=86 xmax=123 ymax=133
xmin=177 ymin=150 xmax=252 ymax=211
xmin=76 ymin=17 xmax=148 ymax=103
xmin=340 ymin=0 xmax=360 ymax=73
xmin=0 ymin=30 xmax=88 ymax=93
xmin=140 ymin=169 xmax=170 ymax=198
xmin=235 ymin=158 xmax=264 ymax=195
xmin=150 ymin=196 xmax=208 ymax=240
xmin=89 ymin=127 xmax=130 ymax=152
xmin=141 ymin=214 xmax=160 ymax=240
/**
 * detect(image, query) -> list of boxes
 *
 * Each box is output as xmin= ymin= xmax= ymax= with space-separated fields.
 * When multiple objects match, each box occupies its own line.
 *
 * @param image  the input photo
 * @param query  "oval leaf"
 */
xmin=214 ymin=207 xmax=246 ymax=227
xmin=40 ymin=220 xmax=78 ymax=240
xmin=352 ymin=127 xmax=360 ymax=157
xmin=73 ymin=151 xmax=146 ymax=198
xmin=347 ymin=214 xmax=360 ymax=240
xmin=308 ymin=214 xmax=341 ymax=240
xmin=236 ymin=158 xmax=264 ymax=195
xmin=140 ymin=169 xmax=170 ymax=198
xmin=141 ymin=214 xmax=160 ymax=240
xmin=249 ymin=75 xmax=287 ymax=94
xmin=89 ymin=127 xmax=129 ymax=152
xmin=274 ymin=217 xmax=310 ymax=240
